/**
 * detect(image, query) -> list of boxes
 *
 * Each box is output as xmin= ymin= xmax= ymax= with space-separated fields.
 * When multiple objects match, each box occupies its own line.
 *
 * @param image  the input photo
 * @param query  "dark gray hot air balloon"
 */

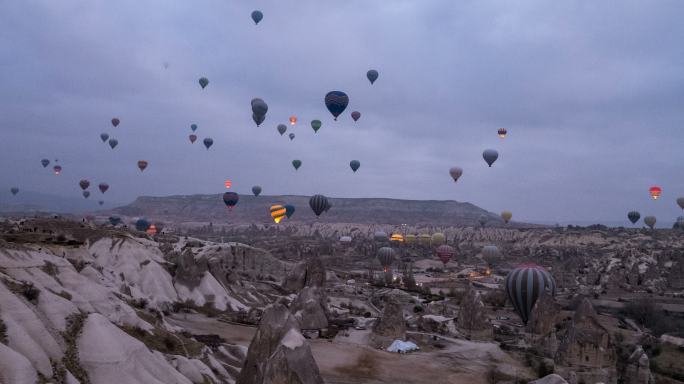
xmin=377 ymin=247 xmax=395 ymax=270
xmin=505 ymin=264 xmax=556 ymax=324
xmin=374 ymin=231 xmax=388 ymax=242
xmin=289 ymin=133 xmax=295 ymax=141
xmin=108 ymin=139 xmax=118 ymax=149
xmin=292 ymin=160 xmax=302 ymax=170
xmin=367 ymin=69 xmax=379 ymax=84
xmin=252 ymin=186 xmax=262 ymax=197
xmin=41 ymin=159 xmax=50 ymax=168
xmin=628 ymin=211 xmax=640 ymax=224
xmin=100 ymin=133 xmax=109 ymax=143
xmin=10 ymin=187 xmax=19 ymax=195
xmin=252 ymin=113 xmax=265 ymax=127
xmin=203 ymin=138 xmax=213 ymax=149
xmin=199 ymin=77 xmax=209 ymax=89
xmin=309 ymin=194 xmax=328 ymax=216
xmin=277 ymin=124 xmax=287 ymax=135
xmin=483 ymin=149 xmax=498 ymax=167
xmin=251 ymin=10 xmax=263 ymax=24
xmin=350 ymin=160 xmax=360 ymax=172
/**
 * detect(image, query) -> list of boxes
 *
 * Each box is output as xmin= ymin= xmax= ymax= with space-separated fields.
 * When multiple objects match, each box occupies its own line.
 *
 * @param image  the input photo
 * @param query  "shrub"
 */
xmin=21 ymin=282 xmax=40 ymax=302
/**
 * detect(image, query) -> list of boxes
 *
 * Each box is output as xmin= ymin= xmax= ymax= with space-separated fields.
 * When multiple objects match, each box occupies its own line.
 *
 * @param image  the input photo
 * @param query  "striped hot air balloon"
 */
xmin=390 ymin=233 xmax=404 ymax=243
xmin=309 ymin=194 xmax=328 ymax=216
xmin=435 ymin=245 xmax=455 ymax=265
xmin=377 ymin=247 xmax=395 ymax=272
xmin=504 ymin=264 xmax=556 ymax=324
xmin=498 ymin=128 xmax=507 ymax=138
xmin=270 ymin=204 xmax=286 ymax=223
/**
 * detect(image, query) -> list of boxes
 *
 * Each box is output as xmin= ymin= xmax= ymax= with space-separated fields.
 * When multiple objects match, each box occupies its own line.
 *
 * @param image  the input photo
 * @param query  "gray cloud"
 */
xmin=1 ymin=0 xmax=683 ymax=224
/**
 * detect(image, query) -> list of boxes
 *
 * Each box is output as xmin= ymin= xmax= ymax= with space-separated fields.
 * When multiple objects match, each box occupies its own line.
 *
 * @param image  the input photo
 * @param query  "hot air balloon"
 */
xmin=251 ymin=98 xmax=268 ymax=116
xmin=251 ymin=10 xmax=263 ymax=24
xmin=351 ymin=111 xmax=361 ymax=122
xmin=649 ymin=186 xmax=662 ymax=200
xmin=309 ymin=194 xmax=328 ymax=216
xmin=505 ymin=264 xmax=556 ymax=324
xmin=10 ymin=187 xmax=19 ymax=195
xmin=289 ymin=116 xmax=297 ymax=125
xmin=449 ymin=167 xmax=463 ymax=182
xmin=390 ymin=233 xmax=404 ymax=243
xmin=79 ymin=180 xmax=90 ymax=190
xmin=225 ymin=180 xmax=232 ymax=189
xmin=482 ymin=245 xmax=500 ymax=263
xmin=678 ymin=197 xmax=684 ymax=210
xmin=405 ymin=234 xmax=416 ymax=244
xmin=501 ymin=211 xmax=512 ymax=224
xmin=374 ymin=231 xmax=388 ymax=242
xmin=284 ymin=204 xmax=295 ymax=219
xmin=289 ymin=133 xmax=295 ymax=141
xmin=292 ymin=160 xmax=302 ymax=170
xmin=146 ymin=225 xmax=157 ymax=236
xmin=203 ymin=138 xmax=213 ymax=149
xmin=82 ymin=191 xmax=90 ymax=199
xmin=100 ymin=133 xmax=109 ymax=143
xmin=252 ymin=113 xmax=265 ymax=127
xmin=108 ymin=139 xmax=118 ymax=149
xmin=628 ymin=211 xmax=640 ymax=224
xmin=377 ymin=247 xmax=395 ymax=272
xmin=277 ymin=124 xmax=287 ymax=135
xmin=419 ymin=234 xmax=432 ymax=246
xmin=137 ymin=160 xmax=148 ymax=172
xmin=478 ymin=215 xmax=488 ymax=228
xmin=53 ymin=165 xmax=62 ymax=175
xmin=199 ymin=77 xmax=209 ymax=89
xmin=98 ymin=200 xmax=104 ymax=206
xmin=135 ymin=218 xmax=150 ymax=232
xmin=109 ymin=216 xmax=121 ymax=226
xmin=644 ymin=216 xmax=656 ymax=229
xmin=311 ymin=120 xmax=322 ymax=133
xmin=431 ymin=233 xmax=446 ymax=246
xmin=324 ymin=91 xmax=349 ymax=120
xmin=367 ymin=69 xmax=379 ymax=84
xmin=350 ymin=160 xmax=360 ymax=172
xmin=98 ymin=183 xmax=109 ymax=194
xmin=483 ymin=149 xmax=498 ymax=167
xmin=111 ymin=118 xmax=120 ymax=127
xmin=435 ymin=245 xmax=455 ymax=265
xmin=270 ymin=205 xmax=286 ymax=223
xmin=252 ymin=186 xmax=262 ymax=197
xmin=41 ymin=159 xmax=50 ymax=168
xmin=222 ymin=192 xmax=239 ymax=210
xmin=498 ymin=128 xmax=507 ymax=138
xmin=191 ymin=124 xmax=197 ymax=132
xmin=189 ymin=134 xmax=197 ymax=144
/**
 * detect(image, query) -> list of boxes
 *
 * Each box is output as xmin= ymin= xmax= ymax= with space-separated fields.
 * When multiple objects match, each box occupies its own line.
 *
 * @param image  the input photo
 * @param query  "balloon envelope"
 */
xmin=79 ymin=180 xmax=90 ymax=190
xmin=203 ymin=138 xmax=213 ymax=149
xmin=98 ymin=183 xmax=109 ymax=194
xmin=100 ymin=133 xmax=109 ymax=143
xmin=374 ymin=231 xmax=388 ymax=242
xmin=289 ymin=116 xmax=297 ymax=125
xmin=41 ymin=159 xmax=50 ymax=168
xmin=108 ymin=139 xmax=118 ymax=149
xmin=199 ymin=77 xmax=209 ymax=89
xmin=252 ymin=186 xmax=262 ymax=197
xmin=309 ymin=194 xmax=328 ymax=216
xmin=135 ymin=218 xmax=150 ymax=231
xmin=628 ymin=211 xmax=640 ymax=224
xmin=483 ymin=149 xmax=499 ymax=167
xmin=251 ymin=99 xmax=268 ymax=116
xmin=431 ymin=233 xmax=446 ymax=246
xmin=53 ymin=165 xmax=62 ymax=175
xmin=498 ymin=128 xmax=507 ymax=138
xmin=189 ymin=134 xmax=197 ymax=144
xmin=435 ymin=245 xmax=455 ymax=265
xmin=222 ymin=192 xmax=239 ymax=209
xmin=82 ymin=191 xmax=90 ymax=199
xmin=505 ymin=264 xmax=556 ymax=324
xmin=270 ymin=205 xmax=286 ymax=223
xmin=111 ymin=118 xmax=120 ymax=127
xmin=191 ymin=124 xmax=197 ymax=132
xmin=284 ymin=204 xmax=295 ymax=219
xmin=377 ymin=247 xmax=395 ymax=269
xmin=367 ymin=69 xmax=379 ymax=84
xmin=649 ymin=186 xmax=662 ymax=200
xmin=644 ymin=216 xmax=656 ymax=229
xmin=277 ymin=124 xmax=287 ymax=135
xmin=449 ymin=167 xmax=463 ymax=182
xmin=289 ymin=133 xmax=295 ymax=140
xmin=292 ymin=160 xmax=302 ymax=170
xmin=251 ymin=10 xmax=263 ymax=24
xmin=311 ymin=120 xmax=322 ymax=132
xmin=10 ymin=187 xmax=19 ymax=195
xmin=252 ymin=113 xmax=265 ymax=127
xmin=137 ymin=160 xmax=148 ymax=171
xmin=351 ymin=111 xmax=361 ymax=122
xmin=501 ymin=211 xmax=512 ymax=223
xmin=350 ymin=160 xmax=360 ymax=172
xmin=677 ymin=197 xmax=684 ymax=210
xmin=324 ymin=91 xmax=349 ymax=120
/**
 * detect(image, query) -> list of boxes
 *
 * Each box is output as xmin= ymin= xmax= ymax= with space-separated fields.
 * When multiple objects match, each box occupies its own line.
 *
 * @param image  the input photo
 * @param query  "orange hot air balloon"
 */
xmin=270 ymin=204 xmax=286 ymax=223
xmin=225 ymin=179 xmax=232 ymax=189
xmin=649 ymin=186 xmax=662 ymax=200
xmin=289 ymin=116 xmax=297 ymax=125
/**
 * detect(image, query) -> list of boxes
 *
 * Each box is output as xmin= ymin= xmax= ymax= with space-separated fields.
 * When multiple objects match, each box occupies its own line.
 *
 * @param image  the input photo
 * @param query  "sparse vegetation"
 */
xmin=0 ymin=318 xmax=7 ymax=344
xmin=62 ymin=312 xmax=90 ymax=384
xmin=21 ymin=282 xmax=40 ymax=302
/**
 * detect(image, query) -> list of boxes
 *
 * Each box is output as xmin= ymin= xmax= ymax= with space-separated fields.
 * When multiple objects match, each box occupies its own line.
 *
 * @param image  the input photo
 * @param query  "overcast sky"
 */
xmin=1 ymin=0 xmax=683 ymax=224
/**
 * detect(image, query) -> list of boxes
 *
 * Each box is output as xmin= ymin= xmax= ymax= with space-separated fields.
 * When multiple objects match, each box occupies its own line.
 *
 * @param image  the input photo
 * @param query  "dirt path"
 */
xmin=167 ymin=313 xmax=256 ymax=346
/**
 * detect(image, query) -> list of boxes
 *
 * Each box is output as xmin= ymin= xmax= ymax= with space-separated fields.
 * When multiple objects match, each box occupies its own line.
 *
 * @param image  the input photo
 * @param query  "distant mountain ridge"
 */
xmin=110 ymin=194 xmax=515 ymax=227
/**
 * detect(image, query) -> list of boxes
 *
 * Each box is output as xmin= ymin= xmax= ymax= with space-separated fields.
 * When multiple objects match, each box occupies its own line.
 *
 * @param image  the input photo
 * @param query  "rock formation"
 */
xmin=623 ymin=345 xmax=653 ymax=384
xmin=457 ymin=284 xmax=490 ymax=339
xmin=282 ymin=257 xmax=326 ymax=293
xmin=290 ymin=286 xmax=329 ymax=330
xmin=529 ymin=373 xmax=569 ymax=384
xmin=236 ymin=304 xmax=324 ymax=384
xmin=372 ymin=292 xmax=406 ymax=341
xmin=527 ymin=289 xmax=560 ymax=335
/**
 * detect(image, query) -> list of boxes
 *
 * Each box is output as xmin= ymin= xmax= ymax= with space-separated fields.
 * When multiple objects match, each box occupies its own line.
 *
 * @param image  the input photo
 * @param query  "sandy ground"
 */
xmin=169 ymin=313 xmax=531 ymax=384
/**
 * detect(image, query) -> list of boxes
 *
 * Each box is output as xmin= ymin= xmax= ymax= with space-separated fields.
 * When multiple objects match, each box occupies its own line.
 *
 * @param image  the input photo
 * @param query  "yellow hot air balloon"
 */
xmin=270 ymin=204 xmax=286 ymax=223
xmin=419 ymin=234 xmax=432 ymax=246
xmin=289 ymin=116 xmax=297 ymax=125
xmin=431 ymin=233 xmax=446 ymax=246
xmin=501 ymin=211 xmax=512 ymax=223
xmin=405 ymin=234 xmax=416 ymax=244
xmin=390 ymin=233 xmax=404 ymax=243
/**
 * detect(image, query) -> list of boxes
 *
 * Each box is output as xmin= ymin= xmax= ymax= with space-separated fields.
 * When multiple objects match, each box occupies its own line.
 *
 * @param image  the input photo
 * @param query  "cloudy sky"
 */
xmin=1 ymin=0 xmax=683 ymax=224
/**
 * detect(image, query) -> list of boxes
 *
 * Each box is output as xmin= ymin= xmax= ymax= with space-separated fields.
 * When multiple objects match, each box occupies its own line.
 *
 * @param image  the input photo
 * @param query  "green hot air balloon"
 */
xmin=311 ymin=120 xmax=322 ymax=133
xmin=191 ymin=124 xmax=198 ymax=132
xmin=199 ymin=77 xmax=209 ymax=89
xmin=628 ymin=211 xmax=640 ymax=224
xmin=350 ymin=160 xmax=360 ymax=172
xmin=292 ymin=160 xmax=302 ymax=170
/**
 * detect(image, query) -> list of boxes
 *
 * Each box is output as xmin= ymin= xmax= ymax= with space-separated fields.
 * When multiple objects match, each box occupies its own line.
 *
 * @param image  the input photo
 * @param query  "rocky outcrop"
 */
xmin=372 ymin=293 xmax=406 ymax=340
xmin=418 ymin=315 xmax=453 ymax=335
xmin=290 ymin=287 xmax=329 ymax=330
xmin=623 ymin=346 xmax=653 ymax=384
xmin=236 ymin=304 xmax=323 ymax=384
xmin=282 ymin=257 xmax=326 ymax=293
xmin=457 ymin=284 xmax=490 ymax=338
xmin=529 ymin=374 xmax=569 ymax=384
xmin=527 ymin=290 xmax=560 ymax=335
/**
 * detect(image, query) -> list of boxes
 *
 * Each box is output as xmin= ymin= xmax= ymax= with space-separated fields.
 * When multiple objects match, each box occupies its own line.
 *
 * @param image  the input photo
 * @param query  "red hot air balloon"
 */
xmin=189 ymin=134 xmax=197 ymax=144
xmin=79 ymin=179 xmax=90 ymax=190
xmin=111 ymin=118 xmax=120 ymax=127
xmin=351 ymin=111 xmax=361 ymax=122
xmin=225 ymin=179 xmax=232 ymax=189
xmin=98 ymin=183 xmax=109 ymax=194
xmin=53 ymin=165 xmax=62 ymax=175
xmin=137 ymin=160 xmax=148 ymax=172
xmin=435 ymin=245 xmax=455 ymax=266
xmin=289 ymin=116 xmax=297 ymax=125
xmin=649 ymin=186 xmax=662 ymax=200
